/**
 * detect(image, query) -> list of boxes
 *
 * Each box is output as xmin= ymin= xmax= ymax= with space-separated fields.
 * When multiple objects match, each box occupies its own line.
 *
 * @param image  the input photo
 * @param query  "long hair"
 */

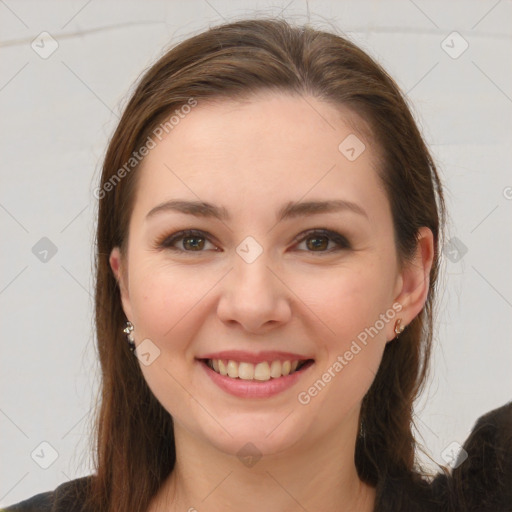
xmin=86 ymin=18 xmax=446 ymax=511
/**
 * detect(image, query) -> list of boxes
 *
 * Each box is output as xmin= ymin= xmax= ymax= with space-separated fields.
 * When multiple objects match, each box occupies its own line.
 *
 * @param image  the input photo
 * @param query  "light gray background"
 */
xmin=1 ymin=0 xmax=511 ymax=505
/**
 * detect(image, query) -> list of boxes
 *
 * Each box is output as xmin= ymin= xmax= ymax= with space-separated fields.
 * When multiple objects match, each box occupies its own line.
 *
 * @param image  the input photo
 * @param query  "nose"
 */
xmin=216 ymin=253 xmax=292 ymax=333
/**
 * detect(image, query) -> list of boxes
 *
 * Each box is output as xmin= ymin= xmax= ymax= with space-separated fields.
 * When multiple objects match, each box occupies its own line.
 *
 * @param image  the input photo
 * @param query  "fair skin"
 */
xmin=110 ymin=92 xmax=434 ymax=512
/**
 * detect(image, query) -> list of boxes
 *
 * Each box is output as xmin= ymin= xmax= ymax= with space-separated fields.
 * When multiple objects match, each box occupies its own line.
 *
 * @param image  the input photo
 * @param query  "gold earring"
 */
xmin=394 ymin=318 xmax=405 ymax=338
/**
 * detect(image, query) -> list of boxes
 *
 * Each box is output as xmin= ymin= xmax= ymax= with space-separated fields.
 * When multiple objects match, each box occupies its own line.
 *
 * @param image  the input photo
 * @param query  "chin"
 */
xmin=192 ymin=410 xmax=313 ymax=460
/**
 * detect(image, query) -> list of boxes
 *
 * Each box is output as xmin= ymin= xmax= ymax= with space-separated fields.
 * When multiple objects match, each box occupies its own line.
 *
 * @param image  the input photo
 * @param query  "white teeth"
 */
xmin=269 ymin=360 xmax=282 ymax=378
xmin=254 ymin=362 xmax=270 ymax=381
xmin=207 ymin=358 xmax=308 ymax=381
xmin=238 ymin=362 xmax=254 ymax=380
xmin=218 ymin=360 xmax=228 ymax=376
xmin=227 ymin=360 xmax=238 ymax=378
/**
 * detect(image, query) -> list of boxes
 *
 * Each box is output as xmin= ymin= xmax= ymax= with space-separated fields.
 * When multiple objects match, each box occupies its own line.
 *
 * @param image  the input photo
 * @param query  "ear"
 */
xmin=392 ymin=227 xmax=435 ymax=335
xmin=109 ymin=247 xmax=133 ymax=321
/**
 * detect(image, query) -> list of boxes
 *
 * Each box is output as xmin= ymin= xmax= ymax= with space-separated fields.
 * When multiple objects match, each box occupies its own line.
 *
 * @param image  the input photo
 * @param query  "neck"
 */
xmin=148 ymin=409 xmax=376 ymax=512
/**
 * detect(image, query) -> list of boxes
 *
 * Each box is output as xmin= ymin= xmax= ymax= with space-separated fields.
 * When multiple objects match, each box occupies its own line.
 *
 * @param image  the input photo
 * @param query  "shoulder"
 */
xmin=1 ymin=475 xmax=94 ymax=512
xmin=375 ymin=401 xmax=512 ymax=512
xmin=447 ymin=400 xmax=512 ymax=511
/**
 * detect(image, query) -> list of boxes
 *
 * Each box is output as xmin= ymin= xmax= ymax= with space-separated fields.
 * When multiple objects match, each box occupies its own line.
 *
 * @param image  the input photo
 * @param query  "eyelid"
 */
xmin=293 ymin=228 xmax=351 ymax=250
xmin=156 ymin=228 xmax=351 ymax=254
xmin=155 ymin=229 xmax=219 ymax=252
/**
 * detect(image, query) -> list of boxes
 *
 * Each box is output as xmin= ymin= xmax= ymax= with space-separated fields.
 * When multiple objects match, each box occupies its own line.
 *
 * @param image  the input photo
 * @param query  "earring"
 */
xmin=123 ymin=321 xmax=136 ymax=352
xmin=394 ymin=318 xmax=406 ymax=338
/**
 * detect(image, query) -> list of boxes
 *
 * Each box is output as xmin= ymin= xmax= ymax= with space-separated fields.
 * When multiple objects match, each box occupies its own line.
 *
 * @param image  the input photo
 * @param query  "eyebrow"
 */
xmin=146 ymin=199 xmax=369 ymax=222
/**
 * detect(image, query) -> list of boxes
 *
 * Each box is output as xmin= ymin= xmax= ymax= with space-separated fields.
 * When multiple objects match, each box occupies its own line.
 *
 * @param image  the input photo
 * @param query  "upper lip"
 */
xmin=197 ymin=350 xmax=314 ymax=364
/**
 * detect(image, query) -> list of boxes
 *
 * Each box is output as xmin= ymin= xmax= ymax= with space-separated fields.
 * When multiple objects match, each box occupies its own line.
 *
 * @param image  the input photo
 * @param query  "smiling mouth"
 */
xmin=200 ymin=358 xmax=314 ymax=382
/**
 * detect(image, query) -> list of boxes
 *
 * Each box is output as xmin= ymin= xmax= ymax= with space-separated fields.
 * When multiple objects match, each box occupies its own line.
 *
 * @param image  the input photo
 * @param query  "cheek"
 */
xmin=298 ymin=272 xmax=391 ymax=419
xmin=301 ymin=260 xmax=393 ymax=391
xmin=302 ymin=261 xmax=392 ymax=343
xmin=128 ymin=258 xmax=206 ymax=338
xmin=128 ymin=263 xmax=207 ymax=417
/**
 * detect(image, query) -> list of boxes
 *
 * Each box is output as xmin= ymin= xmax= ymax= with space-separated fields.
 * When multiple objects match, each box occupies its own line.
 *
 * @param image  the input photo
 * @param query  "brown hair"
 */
xmin=87 ymin=18 xmax=446 ymax=511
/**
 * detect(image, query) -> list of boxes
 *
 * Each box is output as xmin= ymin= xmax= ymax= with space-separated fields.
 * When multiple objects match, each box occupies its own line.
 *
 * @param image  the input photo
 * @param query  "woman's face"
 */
xmin=110 ymin=92 xmax=420 ymax=457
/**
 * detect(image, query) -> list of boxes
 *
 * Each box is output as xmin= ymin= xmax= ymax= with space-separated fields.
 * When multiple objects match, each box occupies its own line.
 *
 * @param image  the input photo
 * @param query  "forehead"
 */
xmin=132 ymin=92 xmax=388 ymax=225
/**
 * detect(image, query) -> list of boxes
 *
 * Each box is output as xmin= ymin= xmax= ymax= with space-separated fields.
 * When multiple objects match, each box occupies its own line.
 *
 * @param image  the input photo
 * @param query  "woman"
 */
xmin=4 ymin=18 xmax=511 ymax=512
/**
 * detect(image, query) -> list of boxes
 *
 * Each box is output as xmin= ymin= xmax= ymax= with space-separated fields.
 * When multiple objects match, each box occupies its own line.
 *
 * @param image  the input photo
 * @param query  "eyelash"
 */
xmin=156 ymin=228 xmax=351 ymax=255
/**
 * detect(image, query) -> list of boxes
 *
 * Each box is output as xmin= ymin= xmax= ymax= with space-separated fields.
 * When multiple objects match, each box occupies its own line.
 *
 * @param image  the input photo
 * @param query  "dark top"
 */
xmin=3 ymin=401 xmax=511 ymax=512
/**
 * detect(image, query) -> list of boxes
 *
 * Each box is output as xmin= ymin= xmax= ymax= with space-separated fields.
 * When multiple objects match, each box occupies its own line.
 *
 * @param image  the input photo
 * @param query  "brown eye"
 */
xmin=158 ymin=230 xmax=217 ymax=252
xmin=305 ymin=235 xmax=329 ymax=251
xmin=181 ymin=235 xmax=205 ymax=251
xmin=157 ymin=228 xmax=350 ymax=255
xmin=295 ymin=229 xmax=350 ymax=253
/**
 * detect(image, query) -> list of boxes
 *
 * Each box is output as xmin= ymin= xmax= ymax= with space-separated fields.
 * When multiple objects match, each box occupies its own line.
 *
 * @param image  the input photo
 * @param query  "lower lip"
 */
xmin=198 ymin=360 xmax=314 ymax=399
